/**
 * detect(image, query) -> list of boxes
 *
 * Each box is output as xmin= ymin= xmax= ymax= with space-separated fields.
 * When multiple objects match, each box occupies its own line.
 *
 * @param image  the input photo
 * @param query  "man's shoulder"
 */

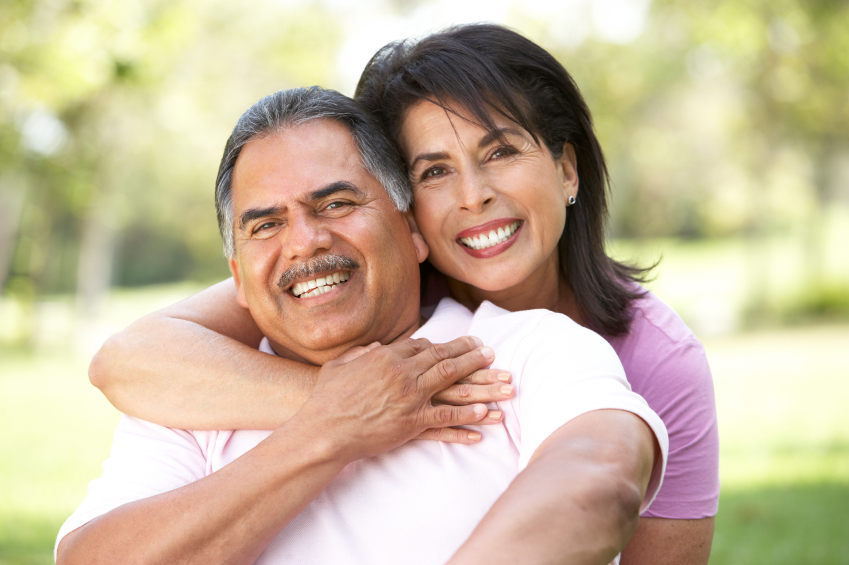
xmin=473 ymin=302 xmax=613 ymax=355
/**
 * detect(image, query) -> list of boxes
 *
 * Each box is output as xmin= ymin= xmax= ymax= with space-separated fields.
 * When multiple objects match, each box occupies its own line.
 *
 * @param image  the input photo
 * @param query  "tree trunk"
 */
xmin=0 ymin=172 xmax=28 ymax=294
xmin=76 ymin=196 xmax=118 ymax=319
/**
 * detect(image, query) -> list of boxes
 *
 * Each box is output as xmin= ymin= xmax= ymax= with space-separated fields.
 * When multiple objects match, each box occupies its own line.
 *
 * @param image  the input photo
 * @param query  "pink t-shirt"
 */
xmin=425 ymin=276 xmax=720 ymax=519
xmin=604 ymin=289 xmax=719 ymax=519
xmin=57 ymin=299 xmax=669 ymax=564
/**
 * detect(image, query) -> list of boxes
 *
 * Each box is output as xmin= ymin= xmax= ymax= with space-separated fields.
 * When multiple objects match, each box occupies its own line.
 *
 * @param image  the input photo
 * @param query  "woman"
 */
xmin=91 ymin=24 xmax=718 ymax=564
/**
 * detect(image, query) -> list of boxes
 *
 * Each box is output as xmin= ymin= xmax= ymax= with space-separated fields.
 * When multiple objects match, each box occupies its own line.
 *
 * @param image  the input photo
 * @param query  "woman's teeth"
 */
xmin=459 ymin=221 xmax=521 ymax=250
xmin=292 ymin=271 xmax=350 ymax=298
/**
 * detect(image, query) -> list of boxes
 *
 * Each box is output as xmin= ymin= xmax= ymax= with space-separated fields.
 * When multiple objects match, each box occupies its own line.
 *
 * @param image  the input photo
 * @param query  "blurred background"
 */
xmin=0 ymin=0 xmax=847 ymax=563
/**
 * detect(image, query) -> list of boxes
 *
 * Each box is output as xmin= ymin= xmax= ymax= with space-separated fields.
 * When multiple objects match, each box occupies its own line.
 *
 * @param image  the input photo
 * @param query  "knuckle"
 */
xmin=435 ymin=358 xmax=459 ymax=381
xmin=433 ymin=407 xmax=455 ymax=426
xmin=457 ymin=383 xmax=473 ymax=399
xmin=429 ymin=342 xmax=451 ymax=362
xmin=427 ymin=427 xmax=447 ymax=440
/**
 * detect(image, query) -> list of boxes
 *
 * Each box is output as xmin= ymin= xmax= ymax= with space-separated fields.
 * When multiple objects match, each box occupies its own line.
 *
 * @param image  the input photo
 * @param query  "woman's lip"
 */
xmin=456 ymin=218 xmax=522 ymax=239
xmin=458 ymin=222 xmax=523 ymax=259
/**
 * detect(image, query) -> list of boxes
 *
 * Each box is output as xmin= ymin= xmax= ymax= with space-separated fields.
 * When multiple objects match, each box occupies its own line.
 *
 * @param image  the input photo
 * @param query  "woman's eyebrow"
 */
xmin=478 ymin=127 xmax=525 ymax=149
xmin=409 ymin=151 xmax=449 ymax=170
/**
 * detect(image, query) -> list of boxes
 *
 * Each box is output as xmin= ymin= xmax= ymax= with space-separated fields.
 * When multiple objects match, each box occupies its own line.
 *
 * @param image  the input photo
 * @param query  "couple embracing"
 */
xmin=58 ymin=24 xmax=718 ymax=565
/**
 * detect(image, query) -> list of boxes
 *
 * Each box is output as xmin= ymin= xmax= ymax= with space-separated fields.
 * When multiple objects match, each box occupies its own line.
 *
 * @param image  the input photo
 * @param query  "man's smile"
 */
xmin=291 ymin=271 xmax=352 ymax=298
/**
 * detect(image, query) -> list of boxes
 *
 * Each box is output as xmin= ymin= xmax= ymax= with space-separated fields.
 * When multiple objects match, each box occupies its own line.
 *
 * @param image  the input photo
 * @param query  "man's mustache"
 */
xmin=277 ymin=254 xmax=360 ymax=289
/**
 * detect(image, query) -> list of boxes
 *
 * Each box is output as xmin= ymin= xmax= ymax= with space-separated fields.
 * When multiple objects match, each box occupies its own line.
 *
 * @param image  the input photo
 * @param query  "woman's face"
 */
xmin=399 ymin=100 xmax=578 ymax=294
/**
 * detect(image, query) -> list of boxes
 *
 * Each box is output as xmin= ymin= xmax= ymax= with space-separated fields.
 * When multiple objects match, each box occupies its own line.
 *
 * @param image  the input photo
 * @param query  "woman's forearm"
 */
xmin=90 ymin=279 xmax=316 ymax=430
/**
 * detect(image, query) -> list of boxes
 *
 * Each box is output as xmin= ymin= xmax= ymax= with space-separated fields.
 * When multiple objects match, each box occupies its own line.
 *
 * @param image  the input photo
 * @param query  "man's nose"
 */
xmin=284 ymin=214 xmax=333 ymax=260
xmin=457 ymin=168 xmax=496 ymax=213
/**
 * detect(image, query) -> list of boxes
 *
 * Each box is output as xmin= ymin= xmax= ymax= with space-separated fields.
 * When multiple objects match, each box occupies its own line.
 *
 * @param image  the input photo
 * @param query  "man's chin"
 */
xmin=265 ymin=325 xmax=375 ymax=366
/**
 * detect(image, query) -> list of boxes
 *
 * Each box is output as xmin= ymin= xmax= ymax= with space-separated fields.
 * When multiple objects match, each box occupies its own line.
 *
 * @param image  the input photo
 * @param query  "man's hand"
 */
xmin=299 ymin=336 xmax=501 ymax=460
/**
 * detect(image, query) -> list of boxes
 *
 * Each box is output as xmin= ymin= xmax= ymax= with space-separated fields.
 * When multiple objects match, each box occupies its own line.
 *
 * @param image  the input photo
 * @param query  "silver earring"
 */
xmin=568 ymin=195 xmax=576 ymax=206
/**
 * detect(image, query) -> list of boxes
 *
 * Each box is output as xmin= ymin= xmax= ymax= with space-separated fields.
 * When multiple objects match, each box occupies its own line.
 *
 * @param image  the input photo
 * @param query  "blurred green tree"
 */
xmin=0 ymin=0 xmax=342 ymax=332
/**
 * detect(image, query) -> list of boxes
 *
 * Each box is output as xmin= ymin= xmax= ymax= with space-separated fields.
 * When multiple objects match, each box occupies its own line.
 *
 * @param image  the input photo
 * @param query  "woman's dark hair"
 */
xmin=354 ymin=23 xmax=652 ymax=336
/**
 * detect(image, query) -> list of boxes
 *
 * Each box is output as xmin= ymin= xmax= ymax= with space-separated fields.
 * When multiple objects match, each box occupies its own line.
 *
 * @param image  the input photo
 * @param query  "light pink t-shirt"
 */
xmin=57 ymin=299 xmax=668 ymax=564
xmin=425 ymin=276 xmax=720 ymax=519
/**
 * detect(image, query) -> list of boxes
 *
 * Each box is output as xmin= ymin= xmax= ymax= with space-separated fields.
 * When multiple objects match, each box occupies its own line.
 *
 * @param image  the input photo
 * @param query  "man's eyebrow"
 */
xmin=308 ymin=181 xmax=364 ymax=201
xmin=478 ymin=127 xmax=525 ymax=149
xmin=239 ymin=206 xmax=283 ymax=231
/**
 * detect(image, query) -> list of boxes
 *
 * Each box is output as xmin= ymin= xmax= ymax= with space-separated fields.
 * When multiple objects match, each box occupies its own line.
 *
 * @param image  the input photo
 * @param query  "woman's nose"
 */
xmin=457 ymin=170 xmax=496 ymax=213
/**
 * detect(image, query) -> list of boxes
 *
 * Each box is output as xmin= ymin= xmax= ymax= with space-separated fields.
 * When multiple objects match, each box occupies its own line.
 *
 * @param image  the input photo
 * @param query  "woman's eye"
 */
xmin=490 ymin=146 xmax=517 ymax=160
xmin=422 ymin=166 xmax=446 ymax=180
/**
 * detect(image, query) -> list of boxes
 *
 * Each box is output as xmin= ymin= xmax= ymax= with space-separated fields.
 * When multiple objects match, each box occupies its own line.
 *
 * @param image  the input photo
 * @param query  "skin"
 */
xmin=400 ymin=101 xmax=581 ymax=320
xmin=88 ymin=106 xmax=713 ymax=562
xmin=60 ymin=120 xmax=657 ymax=564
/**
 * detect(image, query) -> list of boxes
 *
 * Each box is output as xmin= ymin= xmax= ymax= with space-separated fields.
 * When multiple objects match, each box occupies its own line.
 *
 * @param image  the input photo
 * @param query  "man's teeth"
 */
xmin=292 ymin=272 xmax=350 ymax=298
xmin=459 ymin=221 xmax=521 ymax=250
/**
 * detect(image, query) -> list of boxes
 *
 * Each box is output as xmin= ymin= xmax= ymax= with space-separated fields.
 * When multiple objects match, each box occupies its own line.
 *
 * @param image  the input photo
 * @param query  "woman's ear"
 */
xmin=228 ymin=256 xmax=250 ymax=309
xmin=405 ymin=211 xmax=430 ymax=264
xmin=558 ymin=142 xmax=580 ymax=204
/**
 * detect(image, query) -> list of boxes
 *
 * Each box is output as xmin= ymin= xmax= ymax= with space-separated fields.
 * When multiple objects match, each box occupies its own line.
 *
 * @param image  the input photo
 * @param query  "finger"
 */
xmin=383 ymin=337 xmax=434 ymax=359
xmin=432 ymin=382 xmax=514 ymax=405
xmin=330 ymin=341 xmax=382 ymax=365
xmin=454 ymin=369 xmax=512 ymax=385
xmin=418 ymin=346 xmax=495 ymax=394
xmin=421 ymin=403 xmax=489 ymax=429
xmin=408 ymin=336 xmax=486 ymax=376
xmin=414 ymin=427 xmax=483 ymax=444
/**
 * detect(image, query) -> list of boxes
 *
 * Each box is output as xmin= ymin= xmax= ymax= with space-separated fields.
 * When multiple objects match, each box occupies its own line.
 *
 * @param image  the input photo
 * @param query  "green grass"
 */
xmin=0 ymin=294 xmax=847 ymax=564
xmin=713 ymin=483 xmax=849 ymax=564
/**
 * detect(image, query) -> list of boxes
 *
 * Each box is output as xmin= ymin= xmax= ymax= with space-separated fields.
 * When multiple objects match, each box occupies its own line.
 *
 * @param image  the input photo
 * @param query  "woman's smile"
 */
xmin=456 ymin=219 xmax=524 ymax=258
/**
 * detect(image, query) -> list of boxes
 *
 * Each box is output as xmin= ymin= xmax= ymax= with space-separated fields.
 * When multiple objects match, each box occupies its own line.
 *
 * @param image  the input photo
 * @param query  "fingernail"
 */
xmin=488 ymin=410 xmax=503 ymax=420
xmin=480 ymin=346 xmax=494 ymax=360
xmin=474 ymin=404 xmax=487 ymax=416
xmin=500 ymin=385 xmax=513 ymax=396
xmin=497 ymin=372 xmax=511 ymax=382
xmin=468 ymin=432 xmax=482 ymax=441
xmin=471 ymin=336 xmax=483 ymax=347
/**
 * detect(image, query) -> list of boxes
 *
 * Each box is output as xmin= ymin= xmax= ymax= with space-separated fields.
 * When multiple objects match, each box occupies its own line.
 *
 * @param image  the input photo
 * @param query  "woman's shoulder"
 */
xmin=607 ymin=285 xmax=712 ymax=392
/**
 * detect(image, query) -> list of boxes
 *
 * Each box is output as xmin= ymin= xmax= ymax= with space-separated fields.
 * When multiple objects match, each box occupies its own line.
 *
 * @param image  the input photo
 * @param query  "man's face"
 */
xmin=228 ymin=119 xmax=428 ymax=365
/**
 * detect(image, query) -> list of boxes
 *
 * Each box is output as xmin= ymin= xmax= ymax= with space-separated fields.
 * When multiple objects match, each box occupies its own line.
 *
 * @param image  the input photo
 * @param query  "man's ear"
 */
xmin=558 ymin=142 xmax=580 ymax=204
xmin=405 ymin=210 xmax=429 ymax=264
xmin=228 ymin=256 xmax=250 ymax=309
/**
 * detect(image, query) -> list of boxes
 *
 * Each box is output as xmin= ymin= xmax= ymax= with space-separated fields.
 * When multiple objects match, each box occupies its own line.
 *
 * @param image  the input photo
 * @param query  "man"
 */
xmin=56 ymin=87 xmax=667 ymax=565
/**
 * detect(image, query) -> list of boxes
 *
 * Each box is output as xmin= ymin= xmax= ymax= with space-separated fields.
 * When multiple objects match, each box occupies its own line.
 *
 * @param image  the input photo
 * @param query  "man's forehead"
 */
xmin=231 ymin=120 xmax=377 ymax=206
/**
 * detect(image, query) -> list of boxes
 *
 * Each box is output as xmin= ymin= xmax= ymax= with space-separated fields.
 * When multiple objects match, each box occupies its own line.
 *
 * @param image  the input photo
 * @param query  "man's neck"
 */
xmin=264 ymin=312 xmax=425 ymax=366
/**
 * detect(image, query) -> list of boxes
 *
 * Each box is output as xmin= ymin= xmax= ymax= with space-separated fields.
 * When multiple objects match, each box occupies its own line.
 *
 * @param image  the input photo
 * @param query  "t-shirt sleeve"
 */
xmin=634 ymin=338 xmax=719 ymax=519
xmin=512 ymin=314 xmax=670 ymax=513
xmin=55 ymin=415 xmax=208 ymax=558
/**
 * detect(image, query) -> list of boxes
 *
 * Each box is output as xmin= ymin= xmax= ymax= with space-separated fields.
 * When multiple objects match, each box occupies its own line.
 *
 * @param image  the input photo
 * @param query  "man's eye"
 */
xmin=325 ymin=201 xmax=349 ymax=211
xmin=253 ymin=222 xmax=277 ymax=234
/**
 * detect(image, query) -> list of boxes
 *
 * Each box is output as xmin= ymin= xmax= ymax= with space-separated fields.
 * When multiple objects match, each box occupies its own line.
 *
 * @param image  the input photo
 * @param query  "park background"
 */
xmin=1 ymin=0 xmax=847 ymax=563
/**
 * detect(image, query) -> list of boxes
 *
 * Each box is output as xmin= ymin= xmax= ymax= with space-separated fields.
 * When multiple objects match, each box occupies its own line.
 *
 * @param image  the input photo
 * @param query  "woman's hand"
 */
xmin=297 ymin=336 xmax=508 ymax=460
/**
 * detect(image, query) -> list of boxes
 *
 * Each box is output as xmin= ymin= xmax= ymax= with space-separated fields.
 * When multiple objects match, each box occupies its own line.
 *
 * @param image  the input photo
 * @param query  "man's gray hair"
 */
xmin=215 ymin=86 xmax=411 ymax=258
